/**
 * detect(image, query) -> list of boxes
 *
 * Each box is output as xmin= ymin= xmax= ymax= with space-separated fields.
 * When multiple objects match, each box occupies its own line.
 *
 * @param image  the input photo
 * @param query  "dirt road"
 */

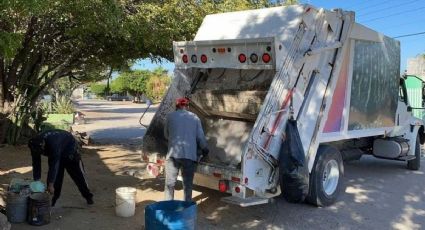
xmin=1 ymin=100 xmax=424 ymax=229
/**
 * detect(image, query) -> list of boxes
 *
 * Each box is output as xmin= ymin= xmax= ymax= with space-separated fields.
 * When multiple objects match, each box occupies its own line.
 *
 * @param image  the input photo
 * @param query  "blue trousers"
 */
xmin=164 ymin=158 xmax=196 ymax=202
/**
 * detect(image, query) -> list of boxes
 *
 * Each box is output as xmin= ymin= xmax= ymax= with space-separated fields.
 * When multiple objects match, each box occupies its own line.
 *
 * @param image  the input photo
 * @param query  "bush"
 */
xmin=146 ymin=75 xmax=170 ymax=102
xmin=53 ymin=96 xmax=75 ymax=114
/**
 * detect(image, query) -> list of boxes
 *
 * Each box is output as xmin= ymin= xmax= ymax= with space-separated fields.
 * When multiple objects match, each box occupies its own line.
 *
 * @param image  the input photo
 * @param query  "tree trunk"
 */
xmin=6 ymin=95 xmax=34 ymax=144
xmin=0 ymin=58 xmax=5 ymax=112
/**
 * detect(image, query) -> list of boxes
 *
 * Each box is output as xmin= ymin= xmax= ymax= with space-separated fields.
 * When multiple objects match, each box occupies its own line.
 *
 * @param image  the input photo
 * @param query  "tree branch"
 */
xmin=7 ymin=16 xmax=38 ymax=88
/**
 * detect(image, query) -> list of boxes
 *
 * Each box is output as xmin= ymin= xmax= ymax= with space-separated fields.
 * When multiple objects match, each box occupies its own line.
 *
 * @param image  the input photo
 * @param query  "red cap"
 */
xmin=176 ymin=97 xmax=189 ymax=107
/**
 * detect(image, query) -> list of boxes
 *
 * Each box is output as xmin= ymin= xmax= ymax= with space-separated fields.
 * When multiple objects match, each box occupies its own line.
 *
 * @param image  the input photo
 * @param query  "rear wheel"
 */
xmin=407 ymin=136 xmax=421 ymax=170
xmin=307 ymin=145 xmax=344 ymax=207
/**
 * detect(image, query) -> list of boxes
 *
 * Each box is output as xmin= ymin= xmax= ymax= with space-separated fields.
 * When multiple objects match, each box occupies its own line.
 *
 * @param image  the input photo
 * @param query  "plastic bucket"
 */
xmin=115 ymin=187 xmax=137 ymax=217
xmin=28 ymin=193 xmax=51 ymax=226
xmin=145 ymin=200 xmax=197 ymax=230
xmin=6 ymin=192 xmax=28 ymax=223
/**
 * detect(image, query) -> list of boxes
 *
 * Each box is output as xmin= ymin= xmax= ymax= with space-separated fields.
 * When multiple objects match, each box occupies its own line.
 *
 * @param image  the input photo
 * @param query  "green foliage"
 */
xmin=52 ymin=96 xmax=75 ymax=114
xmin=1 ymin=0 xmax=298 ymax=144
xmin=110 ymin=70 xmax=150 ymax=95
xmin=130 ymin=72 xmax=149 ymax=95
xmin=89 ymin=83 xmax=107 ymax=97
xmin=146 ymin=70 xmax=171 ymax=102
xmin=110 ymin=74 xmax=133 ymax=94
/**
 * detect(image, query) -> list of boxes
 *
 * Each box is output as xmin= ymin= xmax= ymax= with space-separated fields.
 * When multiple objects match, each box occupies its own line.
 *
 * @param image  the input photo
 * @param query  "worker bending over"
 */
xmin=28 ymin=129 xmax=93 ymax=206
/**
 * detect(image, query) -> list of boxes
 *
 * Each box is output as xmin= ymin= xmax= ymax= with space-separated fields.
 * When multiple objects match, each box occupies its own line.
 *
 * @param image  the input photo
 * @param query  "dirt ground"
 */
xmin=1 ymin=144 xmax=425 ymax=230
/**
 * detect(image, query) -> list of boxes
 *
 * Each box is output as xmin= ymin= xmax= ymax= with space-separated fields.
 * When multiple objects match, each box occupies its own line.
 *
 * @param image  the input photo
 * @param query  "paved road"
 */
xmin=72 ymin=100 xmax=157 ymax=145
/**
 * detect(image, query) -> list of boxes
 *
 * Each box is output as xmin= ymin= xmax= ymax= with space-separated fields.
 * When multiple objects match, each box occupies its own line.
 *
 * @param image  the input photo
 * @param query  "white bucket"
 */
xmin=115 ymin=187 xmax=137 ymax=217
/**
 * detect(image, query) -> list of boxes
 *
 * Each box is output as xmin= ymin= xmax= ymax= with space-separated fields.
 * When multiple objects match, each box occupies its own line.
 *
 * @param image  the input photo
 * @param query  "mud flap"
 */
xmin=279 ymin=119 xmax=309 ymax=203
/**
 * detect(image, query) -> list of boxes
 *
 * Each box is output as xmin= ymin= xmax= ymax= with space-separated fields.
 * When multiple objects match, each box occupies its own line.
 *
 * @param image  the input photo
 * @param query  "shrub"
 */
xmin=53 ymin=96 xmax=75 ymax=114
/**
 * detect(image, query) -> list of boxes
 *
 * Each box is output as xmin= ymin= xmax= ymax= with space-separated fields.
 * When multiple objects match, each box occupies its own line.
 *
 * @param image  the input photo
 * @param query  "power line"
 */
xmin=358 ymin=0 xmax=420 ymax=17
xmin=393 ymin=31 xmax=425 ymax=39
xmin=361 ymin=6 xmax=425 ymax=23
xmin=345 ymin=0 xmax=388 ymax=10
xmin=379 ymin=15 xmax=425 ymax=30
xmin=354 ymin=0 xmax=396 ymax=12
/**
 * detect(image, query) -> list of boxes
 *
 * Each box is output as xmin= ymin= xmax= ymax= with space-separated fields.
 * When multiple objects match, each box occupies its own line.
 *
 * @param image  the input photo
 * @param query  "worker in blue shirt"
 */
xmin=164 ymin=97 xmax=209 ymax=201
xmin=28 ymin=130 xmax=93 ymax=206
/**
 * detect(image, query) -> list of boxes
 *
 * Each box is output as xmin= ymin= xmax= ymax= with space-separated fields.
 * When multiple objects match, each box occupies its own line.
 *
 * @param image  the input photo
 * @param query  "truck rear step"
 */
xmin=221 ymin=196 xmax=269 ymax=207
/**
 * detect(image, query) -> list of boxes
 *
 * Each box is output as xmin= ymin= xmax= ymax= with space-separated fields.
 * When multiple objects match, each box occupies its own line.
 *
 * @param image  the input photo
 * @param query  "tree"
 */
xmin=89 ymin=83 xmax=107 ymax=98
xmin=146 ymin=68 xmax=171 ymax=102
xmin=0 ymin=0 xmax=296 ymax=144
xmin=0 ymin=1 xmax=133 ymax=143
xmin=126 ymin=70 xmax=150 ymax=98
xmin=110 ymin=74 xmax=132 ymax=94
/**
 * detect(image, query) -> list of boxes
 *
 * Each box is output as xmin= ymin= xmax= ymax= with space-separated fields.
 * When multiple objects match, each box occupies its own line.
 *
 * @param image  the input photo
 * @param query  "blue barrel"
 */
xmin=145 ymin=200 xmax=197 ymax=230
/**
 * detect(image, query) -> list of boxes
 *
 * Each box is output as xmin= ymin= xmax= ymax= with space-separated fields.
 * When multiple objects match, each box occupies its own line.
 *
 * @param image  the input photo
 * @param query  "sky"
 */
xmin=133 ymin=0 xmax=425 ymax=73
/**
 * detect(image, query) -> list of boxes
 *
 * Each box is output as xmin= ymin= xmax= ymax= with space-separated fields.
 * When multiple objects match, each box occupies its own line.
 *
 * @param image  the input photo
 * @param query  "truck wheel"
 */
xmin=407 ymin=136 xmax=421 ymax=170
xmin=307 ymin=145 xmax=344 ymax=207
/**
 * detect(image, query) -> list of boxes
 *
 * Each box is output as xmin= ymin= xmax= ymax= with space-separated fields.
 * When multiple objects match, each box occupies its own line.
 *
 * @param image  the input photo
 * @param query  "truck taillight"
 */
xmin=219 ymin=180 xmax=228 ymax=192
xmin=201 ymin=54 xmax=208 ymax=63
xmin=238 ymin=54 xmax=247 ymax=63
xmin=235 ymin=186 xmax=241 ymax=193
xmin=250 ymin=53 xmax=258 ymax=63
xmin=262 ymin=53 xmax=271 ymax=63
xmin=182 ymin=54 xmax=188 ymax=63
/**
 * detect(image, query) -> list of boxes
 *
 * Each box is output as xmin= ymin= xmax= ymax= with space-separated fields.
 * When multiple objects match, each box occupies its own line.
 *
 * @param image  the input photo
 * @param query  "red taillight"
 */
xmin=182 ymin=54 xmax=188 ymax=63
xmin=238 ymin=54 xmax=247 ymax=63
xmin=262 ymin=53 xmax=271 ymax=63
xmin=235 ymin=186 xmax=241 ymax=193
xmin=201 ymin=54 xmax=208 ymax=63
xmin=219 ymin=180 xmax=228 ymax=193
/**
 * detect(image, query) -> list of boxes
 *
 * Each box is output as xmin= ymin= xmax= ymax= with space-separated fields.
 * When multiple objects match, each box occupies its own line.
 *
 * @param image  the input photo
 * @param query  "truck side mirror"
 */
xmin=407 ymin=106 xmax=412 ymax=112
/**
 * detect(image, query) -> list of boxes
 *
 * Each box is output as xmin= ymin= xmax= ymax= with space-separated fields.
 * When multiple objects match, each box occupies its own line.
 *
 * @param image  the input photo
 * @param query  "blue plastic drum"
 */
xmin=145 ymin=200 xmax=197 ymax=230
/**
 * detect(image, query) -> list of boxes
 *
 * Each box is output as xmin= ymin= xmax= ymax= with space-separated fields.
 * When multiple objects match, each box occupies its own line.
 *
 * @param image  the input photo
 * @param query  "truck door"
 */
xmin=397 ymin=78 xmax=411 ymax=126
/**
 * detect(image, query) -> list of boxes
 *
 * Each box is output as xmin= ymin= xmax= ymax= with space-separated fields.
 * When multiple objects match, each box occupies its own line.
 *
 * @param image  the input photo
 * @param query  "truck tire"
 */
xmin=407 ymin=136 xmax=421 ymax=170
xmin=307 ymin=145 xmax=344 ymax=207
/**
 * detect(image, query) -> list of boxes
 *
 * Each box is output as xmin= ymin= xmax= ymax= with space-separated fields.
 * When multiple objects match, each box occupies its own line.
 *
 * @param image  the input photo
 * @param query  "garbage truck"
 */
xmin=141 ymin=5 xmax=424 ymax=207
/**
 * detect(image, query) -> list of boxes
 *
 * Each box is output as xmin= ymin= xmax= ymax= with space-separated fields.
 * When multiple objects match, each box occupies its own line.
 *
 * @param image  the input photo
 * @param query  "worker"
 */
xmin=28 ymin=129 xmax=93 ymax=206
xmin=164 ymin=97 xmax=209 ymax=202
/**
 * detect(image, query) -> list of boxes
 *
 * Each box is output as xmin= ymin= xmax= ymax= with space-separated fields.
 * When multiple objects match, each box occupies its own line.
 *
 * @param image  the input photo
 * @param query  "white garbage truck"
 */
xmin=141 ymin=5 xmax=424 ymax=207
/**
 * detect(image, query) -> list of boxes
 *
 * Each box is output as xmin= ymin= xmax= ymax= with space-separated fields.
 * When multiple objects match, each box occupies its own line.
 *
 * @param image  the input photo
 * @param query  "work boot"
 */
xmin=51 ymin=198 xmax=57 ymax=207
xmin=86 ymin=197 xmax=94 ymax=205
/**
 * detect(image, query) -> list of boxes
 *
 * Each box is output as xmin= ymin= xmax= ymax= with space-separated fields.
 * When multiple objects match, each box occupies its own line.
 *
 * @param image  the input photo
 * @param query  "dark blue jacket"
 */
xmin=28 ymin=130 xmax=78 ymax=184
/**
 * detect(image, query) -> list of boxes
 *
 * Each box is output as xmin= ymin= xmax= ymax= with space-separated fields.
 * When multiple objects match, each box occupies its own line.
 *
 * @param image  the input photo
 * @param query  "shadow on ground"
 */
xmin=1 ymin=146 xmax=424 ymax=230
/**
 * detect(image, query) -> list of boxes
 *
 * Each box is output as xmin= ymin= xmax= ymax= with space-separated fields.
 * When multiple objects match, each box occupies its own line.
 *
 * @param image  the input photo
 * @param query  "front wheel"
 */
xmin=407 ymin=136 xmax=421 ymax=170
xmin=307 ymin=145 xmax=344 ymax=207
